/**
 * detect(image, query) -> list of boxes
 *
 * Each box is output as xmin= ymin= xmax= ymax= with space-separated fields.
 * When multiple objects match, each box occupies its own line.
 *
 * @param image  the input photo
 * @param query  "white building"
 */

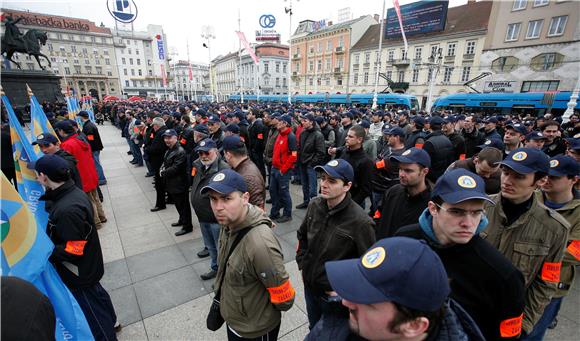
xmin=169 ymin=60 xmax=209 ymax=101
xmin=112 ymin=25 xmax=170 ymax=99
xmin=212 ymin=52 xmax=238 ymax=101
xmin=239 ymin=43 xmax=289 ymax=96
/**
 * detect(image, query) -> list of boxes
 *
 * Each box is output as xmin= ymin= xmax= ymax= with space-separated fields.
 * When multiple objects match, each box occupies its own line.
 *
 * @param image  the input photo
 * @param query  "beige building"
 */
xmin=480 ymin=0 xmax=580 ymax=92
xmin=169 ymin=60 xmax=209 ymax=101
xmin=290 ymin=15 xmax=377 ymax=94
xmin=1 ymin=8 xmax=122 ymax=99
xmin=212 ymin=52 xmax=238 ymax=101
xmin=349 ymin=1 xmax=492 ymax=109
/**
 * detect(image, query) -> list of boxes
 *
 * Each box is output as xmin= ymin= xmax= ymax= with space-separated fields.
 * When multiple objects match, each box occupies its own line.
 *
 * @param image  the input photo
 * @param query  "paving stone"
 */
xmin=110 ymin=285 xmax=142 ymax=326
xmin=126 ymin=245 xmax=188 ymax=282
xmin=117 ymin=321 xmax=148 ymax=341
xmin=101 ymin=259 xmax=131 ymax=291
xmin=118 ymin=223 xmax=174 ymax=257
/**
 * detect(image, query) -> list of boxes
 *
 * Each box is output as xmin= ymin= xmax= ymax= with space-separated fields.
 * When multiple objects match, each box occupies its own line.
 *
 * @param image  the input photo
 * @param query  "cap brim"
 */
xmin=499 ymin=160 xmax=535 ymax=174
xmin=200 ymin=183 xmax=236 ymax=195
xmin=325 ymin=259 xmax=389 ymax=305
xmin=314 ymin=165 xmax=349 ymax=182
xmin=439 ymin=192 xmax=495 ymax=205
xmin=547 ymin=169 xmax=569 ymax=177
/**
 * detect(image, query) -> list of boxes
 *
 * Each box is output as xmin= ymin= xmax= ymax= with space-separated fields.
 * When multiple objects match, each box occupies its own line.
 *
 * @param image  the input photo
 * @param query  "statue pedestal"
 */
xmin=1 ymin=69 xmax=63 ymax=108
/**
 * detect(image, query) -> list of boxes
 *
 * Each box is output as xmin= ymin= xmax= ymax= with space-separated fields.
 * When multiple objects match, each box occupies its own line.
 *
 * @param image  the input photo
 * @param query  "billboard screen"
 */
xmin=386 ymin=0 xmax=449 ymax=38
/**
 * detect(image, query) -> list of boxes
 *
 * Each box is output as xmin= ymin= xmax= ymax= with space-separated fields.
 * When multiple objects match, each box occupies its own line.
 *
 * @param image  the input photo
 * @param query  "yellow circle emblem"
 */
xmin=361 ymin=247 xmax=386 ymax=269
xmin=457 ymin=175 xmax=477 ymax=189
xmin=328 ymin=160 xmax=339 ymax=167
xmin=512 ymin=151 xmax=527 ymax=161
xmin=213 ymin=173 xmax=226 ymax=182
xmin=550 ymin=160 xmax=559 ymax=168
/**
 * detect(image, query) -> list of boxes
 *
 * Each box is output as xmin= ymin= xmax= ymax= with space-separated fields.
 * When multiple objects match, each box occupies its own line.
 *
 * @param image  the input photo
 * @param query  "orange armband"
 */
xmin=375 ymin=159 xmax=385 ymax=169
xmin=64 ymin=240 xmax=88 ymax=256
xmin=541 ymin=262 xmax=561 ymax=283
xmin=267 ymin=280 xmax=295 ymax=304
xmin=567 ymin=240 xmax=580 ymax=261
xmin=499 ymin=314 xmax=523 ymax=338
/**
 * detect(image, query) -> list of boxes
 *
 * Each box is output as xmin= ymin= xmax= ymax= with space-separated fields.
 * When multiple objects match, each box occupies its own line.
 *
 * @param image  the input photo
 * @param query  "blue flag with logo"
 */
xmin=30 ymin=94 xmax=58 ymax=156
xmin=1 ymin=95 xmax=94 ymax=341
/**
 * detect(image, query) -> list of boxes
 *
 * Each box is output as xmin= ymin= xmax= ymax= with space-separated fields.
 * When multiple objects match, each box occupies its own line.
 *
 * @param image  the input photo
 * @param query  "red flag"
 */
xmin=393 ymin=0 xmax=408 ymax=54
xmin=160 ymin=64 xmax=167 ymax=87
xmin=188 ymin=64 xmax=193 ymax=81
xmin=235 ymin=31 xmax=260 ymax=65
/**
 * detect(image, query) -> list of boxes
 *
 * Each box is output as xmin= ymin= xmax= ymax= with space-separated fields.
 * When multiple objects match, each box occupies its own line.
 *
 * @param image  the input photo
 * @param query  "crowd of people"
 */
xmin=1 ymin=98 xmax=579 ymax=340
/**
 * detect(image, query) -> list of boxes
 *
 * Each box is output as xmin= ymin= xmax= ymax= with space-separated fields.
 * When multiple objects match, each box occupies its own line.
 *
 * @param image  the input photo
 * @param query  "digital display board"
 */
xmin=386 ymin=0 xmax=449 ymax=38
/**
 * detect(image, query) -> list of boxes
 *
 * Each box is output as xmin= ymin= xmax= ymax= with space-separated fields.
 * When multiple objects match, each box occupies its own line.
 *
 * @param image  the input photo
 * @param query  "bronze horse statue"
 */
xmin=2 ymin=28 xmax=52 ymax=70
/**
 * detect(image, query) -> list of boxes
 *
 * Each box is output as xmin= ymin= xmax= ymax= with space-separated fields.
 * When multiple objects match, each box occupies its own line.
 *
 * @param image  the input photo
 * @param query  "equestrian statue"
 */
xmin=1 ymin=15 xmax=52 ymax=70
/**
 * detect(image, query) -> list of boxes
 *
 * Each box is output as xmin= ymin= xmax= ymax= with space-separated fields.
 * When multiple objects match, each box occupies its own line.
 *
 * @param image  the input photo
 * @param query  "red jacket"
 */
xmin=272 ymin=127 xmax=297 ymax=174
xmin=60 ymin=134 xmax=98 ymax=192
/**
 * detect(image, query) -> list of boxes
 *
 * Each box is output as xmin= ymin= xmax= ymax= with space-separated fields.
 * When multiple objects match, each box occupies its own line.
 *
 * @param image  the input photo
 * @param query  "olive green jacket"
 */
xmin=214 ymin=204 xmax=294 ymax=338
xmin=536 ymin=190 xmax=580 ymax=298
xmin=482 ymin=194 xmax=569 ymax=334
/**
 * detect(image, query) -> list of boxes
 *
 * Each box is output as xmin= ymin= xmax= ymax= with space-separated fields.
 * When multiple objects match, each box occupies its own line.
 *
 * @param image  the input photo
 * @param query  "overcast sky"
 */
xmin=4 ymin=0 xmax=467 ymax=64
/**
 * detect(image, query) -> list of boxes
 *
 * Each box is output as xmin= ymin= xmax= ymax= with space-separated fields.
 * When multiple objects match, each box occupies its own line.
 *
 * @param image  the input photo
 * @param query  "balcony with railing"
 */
xmin=335 ymin=46 xmax=345 ymax=54
xmin=463 ymin=54 xmax=475 ymax=61
xmin=392 ymin=58 xmax=410 ymax=67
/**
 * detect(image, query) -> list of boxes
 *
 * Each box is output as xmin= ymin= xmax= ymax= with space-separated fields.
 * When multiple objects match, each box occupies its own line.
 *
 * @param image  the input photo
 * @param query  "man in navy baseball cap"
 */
xmin=391 ymin=147 xmax=431 ymax=168
xmin=31 ymin=133 xmax=59 ymax=146
xmin=28 ymin=154 xmax=70 ymax=181
xmin=195 ymin=138 xmax=217 ymax=152
xmin=499 ymin=147 xmax=550 ymax=175
xmin=321 ymin=237 xmax=474 ymax=341
xmin=314 ymin=159 xmax=354 ymax=183
xmin=201 ymin=169 xmax=248 ymax=196
xmin=524 ymin=131 xmax=548 ymax=150
xmin=477 ymin=138 xmax=504 ymax=152
xmin=565 ymin=135 xmax=580 ymax=162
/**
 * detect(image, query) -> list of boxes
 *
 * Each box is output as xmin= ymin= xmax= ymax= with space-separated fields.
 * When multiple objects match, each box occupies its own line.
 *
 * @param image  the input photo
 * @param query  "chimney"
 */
xmin=374 ymin=14 xmax=380 ymax=22
xmin=327 ymin=21 xmax=333 ymax=26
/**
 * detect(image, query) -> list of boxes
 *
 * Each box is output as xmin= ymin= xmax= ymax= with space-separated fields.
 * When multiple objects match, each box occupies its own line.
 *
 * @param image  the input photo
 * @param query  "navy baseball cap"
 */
xmin=341 ymin=112 xmax=354 ymax=120
xmin=223 ymin=135 xmax=245 ymax=151
xmin=31 ymin=133 xmax=59 ymax=146
xmin=382 ymin=124 xmax=393 ymax=134
xmin=201 ymin=169 xmax=248 ymax=195
xmin=77 ymin=111 xmax=89 ymax=118
xmin=195 ymin=138 xmax=217 ymax=152
xmin=194 ymin=124 xmax=209 ymax=135
xmin=372 ymin=111 xmax=384 ymax=117
xmin=391 ymin=148 xmax=431 ymax=168
xmin=325 ymin=237 xmax=450 ymax=312
xmin=225 ymin=123 xmax=240 ymax=134
xmin=548 ymin=155 xmax=579 ymax=177
xmin=208 ymin=115 xmax=221 ymax=123
xmin=161 ymin=129 xmax=177 ymax=137
xmin=432 ymin=169 xmax=494 ymax=204
xmin=526 ymin=131 xmax=547 ymax=141
xmin=195 ymin=108 xmax=207 ymax=118
xmin=429 ymin=116 xmax=444 ymax=126
xmin=477 ymin=138 xmax=504 ymax=151
xmin=500 ymin=147 xmax=550 ymax=174
xmin=314 ymin=159 xmax=354 ymax=183
xmin=387 ymin=126 xmax=405 ymax=137
xmin=506 ymin=123 xmax=527 ymax=135
xmin=54 ymin=120 xmax=74 ymax=132
xmin=565 ymin=136 xmax=580 ymax=151
xmin=443 ymin=115 xmax=457 ymax=124
xmin=280 ymin=114 xmax=292 ymax=125
xmin=27 ymin=154 xmax=69 ymax=179
xmin=484 ymin=116 xmax=498 ymax=124
xmin=359 ymin=120 xmax=371 ymax=129
xmin=315 ymin=116 xmax=326 ymax=124
xmin=302 ymin=113 xmax=316 ymax=122
xmin=412 ymin=116 xmax=426 ymax=128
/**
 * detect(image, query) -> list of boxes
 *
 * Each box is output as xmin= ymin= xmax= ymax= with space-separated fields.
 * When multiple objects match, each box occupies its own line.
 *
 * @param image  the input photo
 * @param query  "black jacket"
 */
xmin=55 ymin=149 xmax=83 ymax=190
xmin=179 ymin=124 xmax=196 ymax=154
xmin=145 ymin=125 xmax=169 ymax=169
xmin=376 ymin=184 xmax=431 ymax=238
xmin=296 ymin=194 xmax=376 ymax=294
xmin=542 ymin=138 xmax=567 ymax=157
xmin=396 ymin=224 xmax=526 ymax=341
xmin=210 ymin=129 xmax=225 ymax=154
xmin=450 ymin=158 xmax=500 ymax=194
xmin=162 ymin=143 xmax=189 ymax=194
xmin=81 ymin=120 xmax=104 ymax=152
xmin=41 ymin=180 xmax=104 ymax=288
xmin=405 ymin=129 xmax=427 ymax=150
xmin=299 ymin=125 xmax=326 ymax=167
xmin=190 ymin=157 xmax=229 ymax=223
xmin=423 ymin=131 xmax=455 ymax=183
xmin=248 ymin=118 xmax=267 ymax=155
xmin=371 ymin=146 xmax=404 ymax=194
xmin=462 ymin=128 xmax=485 ymax=158
xmin=447 ymin=132 xmax=467 ymax=160
xmin=340 ymin=147 xmax=374 ymax=205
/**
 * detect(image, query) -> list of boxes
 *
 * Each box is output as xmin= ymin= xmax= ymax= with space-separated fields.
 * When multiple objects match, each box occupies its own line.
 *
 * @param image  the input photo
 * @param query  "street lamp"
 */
xmin=425 ymin=48 xmax=443 ymax=113
xmin=201 ymin=25 xmax=216 ymax=102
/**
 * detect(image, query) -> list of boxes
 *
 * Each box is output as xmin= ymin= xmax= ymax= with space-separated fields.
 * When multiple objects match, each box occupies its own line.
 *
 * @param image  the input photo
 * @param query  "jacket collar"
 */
xmin=40 ymin=180 xmax=76 ymax=202
xmin=227 ymin=204 xmax=273 ymax=233
xmin=326 ymin=192 xmax=353 ymax=215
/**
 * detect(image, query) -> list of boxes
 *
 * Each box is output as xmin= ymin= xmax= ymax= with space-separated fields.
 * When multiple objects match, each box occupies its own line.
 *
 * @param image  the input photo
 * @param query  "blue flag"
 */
xmin=1 ymin=95 xmax=94 ymax=341
xmin=30 ymin=94 xmax=58 ymax=157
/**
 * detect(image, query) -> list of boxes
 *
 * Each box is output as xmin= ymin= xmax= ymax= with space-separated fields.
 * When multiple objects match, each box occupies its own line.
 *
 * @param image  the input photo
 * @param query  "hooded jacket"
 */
xmin=60 ymin=133 xmax=98 ymax=192
xmin=272 ymin=127 xmax=297 ymax=174
xmin=215 ymin=205 xmax=294 ymax=338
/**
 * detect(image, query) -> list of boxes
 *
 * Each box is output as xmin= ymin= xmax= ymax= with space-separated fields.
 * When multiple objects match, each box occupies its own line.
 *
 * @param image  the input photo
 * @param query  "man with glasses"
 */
xmin=397 ymin=169 xmax=525 ymax=340
xmin=481 ymin=148 xmax=570 ymax=336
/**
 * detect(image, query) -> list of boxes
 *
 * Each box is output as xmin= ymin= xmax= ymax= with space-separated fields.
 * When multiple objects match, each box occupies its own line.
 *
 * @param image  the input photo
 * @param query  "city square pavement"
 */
xmin=95 ymin=122 xmax=579 ymax=340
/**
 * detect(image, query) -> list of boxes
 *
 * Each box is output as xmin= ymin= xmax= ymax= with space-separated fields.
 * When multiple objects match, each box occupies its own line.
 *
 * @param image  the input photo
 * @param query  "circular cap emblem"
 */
xmin=512 ymin=151 xmax=527 ymax=161
xmin=574 ymin=132 xmax=580 ymax=139
xmin=200 ymin=141 xmax=206 ymax=147
xmin=165 ymin=129 xmax=170 ymax=133
xmin=213 ymin=173 xmax=226 ymax=182
xmin=361 ymin=247 xmax=386 ymax=269
xmin=328 ymin=160 xmax=339 ymax=167
xmin=402 ymin=149 xmax=412 ymax=156
xmin=457 ymin=175 xmax=477 ymax=189
xmin=484 ymin=140 xmax=491 ymax=145
xmin=37 ymin=134 xmax=45 ymax=139
xmin=537 ymin=132 xmax=543 ymax=137
xmin=550 ymin=160 xmax=559 ymax=168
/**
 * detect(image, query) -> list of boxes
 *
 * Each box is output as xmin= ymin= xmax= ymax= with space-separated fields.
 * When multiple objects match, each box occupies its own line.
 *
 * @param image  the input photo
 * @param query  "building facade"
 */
xmin=290 ymin=15 xmax=377 ymax=94
xmin=169 ymin=60 xmax=209 ymax=101
xmin=349 ymin=1 xmax=492 ymax=109
xmin=212 ymin=52 xmax=238 ymax=101
xmin=112 ymin=25 xmax=170 ymax=99
xmin=480 ymin=0 xmax=580 ymax=93
xmin=1 ymin=8 xmax=121 ymax=99
xmin=239 ymin=43 xmax=289 ymax=96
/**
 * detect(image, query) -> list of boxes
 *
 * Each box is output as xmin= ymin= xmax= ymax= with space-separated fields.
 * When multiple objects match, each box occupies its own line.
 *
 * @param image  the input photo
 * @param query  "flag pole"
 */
xmin=372 ymin=0 xmax=387 ymax=110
